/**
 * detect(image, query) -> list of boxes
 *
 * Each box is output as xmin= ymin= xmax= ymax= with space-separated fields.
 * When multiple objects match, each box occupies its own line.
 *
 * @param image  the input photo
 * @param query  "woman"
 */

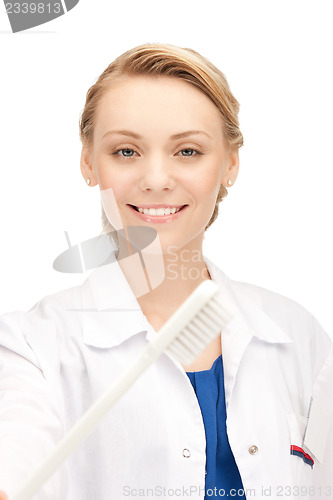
xmin=0 ymin=43 xmax=332 ymax=500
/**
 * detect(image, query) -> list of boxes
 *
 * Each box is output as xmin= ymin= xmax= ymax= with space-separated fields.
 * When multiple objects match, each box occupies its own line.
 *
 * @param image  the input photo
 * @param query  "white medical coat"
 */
xmin=0 ymin=257 xmax=332 ymax=499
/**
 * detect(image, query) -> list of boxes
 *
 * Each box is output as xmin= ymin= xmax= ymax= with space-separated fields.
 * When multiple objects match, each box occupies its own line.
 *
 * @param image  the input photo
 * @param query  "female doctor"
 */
xmin=0 ymin=43 xmax=332 ymax=500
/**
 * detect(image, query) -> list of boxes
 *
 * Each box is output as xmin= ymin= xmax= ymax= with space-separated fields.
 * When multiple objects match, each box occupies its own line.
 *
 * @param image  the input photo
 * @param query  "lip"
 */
xmin=130 ymin=204 xmax=184 ymax=209
xmin=127 ymin=204 xmax=188 ymax=224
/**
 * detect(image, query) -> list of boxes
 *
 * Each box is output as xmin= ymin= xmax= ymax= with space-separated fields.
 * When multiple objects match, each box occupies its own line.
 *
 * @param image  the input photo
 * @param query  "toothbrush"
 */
xmin=10 ymin=279 xmax=238 ymax=500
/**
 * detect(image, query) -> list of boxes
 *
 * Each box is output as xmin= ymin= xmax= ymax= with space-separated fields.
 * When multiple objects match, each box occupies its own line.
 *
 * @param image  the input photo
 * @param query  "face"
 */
xmin=81 ymin=76 xmax=239 ymax=253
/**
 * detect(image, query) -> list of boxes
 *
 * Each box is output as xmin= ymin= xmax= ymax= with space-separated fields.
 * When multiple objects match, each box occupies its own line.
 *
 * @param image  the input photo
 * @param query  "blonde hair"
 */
xmin=79 ymin=43 xmax=243 ymax=232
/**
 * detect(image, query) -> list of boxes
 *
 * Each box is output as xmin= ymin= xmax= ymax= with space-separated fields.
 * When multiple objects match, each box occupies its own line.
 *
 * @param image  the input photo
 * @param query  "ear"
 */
xmin=222 ymin=149 xmax=239 ymax=187
xmin=80 ymin=145 xmax=97 ymax=186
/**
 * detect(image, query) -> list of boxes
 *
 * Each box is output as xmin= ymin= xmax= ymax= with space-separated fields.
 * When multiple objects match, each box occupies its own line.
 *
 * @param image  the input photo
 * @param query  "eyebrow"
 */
xmin=102 ymin=129 xmax=213 ymax=140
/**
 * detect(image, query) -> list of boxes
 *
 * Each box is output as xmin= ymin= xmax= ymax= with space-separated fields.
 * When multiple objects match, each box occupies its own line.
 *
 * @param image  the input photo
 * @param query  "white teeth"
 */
xmin=136 ymin=206 xmax=183 ymax=216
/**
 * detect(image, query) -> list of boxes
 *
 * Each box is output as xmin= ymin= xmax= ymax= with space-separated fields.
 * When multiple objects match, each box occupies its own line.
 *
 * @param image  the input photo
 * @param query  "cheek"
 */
xmin=191 ymin=172 xmax=221 ymax=205
xmin=95 ymin=157 xmax=133 ymax=195
xmin=99 ymin=183 xmax=129 ymax=207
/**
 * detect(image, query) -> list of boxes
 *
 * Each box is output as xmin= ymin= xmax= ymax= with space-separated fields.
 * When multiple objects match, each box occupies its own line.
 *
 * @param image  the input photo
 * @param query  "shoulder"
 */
xmin=207 ymin=256 xmax=324 ymax=330
xmin=229 ymin=275 xmax=315 ymax=322
xmin=230 ymin=275 xmax=327 ymax=335
xmin=0 ymin=282 xmax=84 ymax=374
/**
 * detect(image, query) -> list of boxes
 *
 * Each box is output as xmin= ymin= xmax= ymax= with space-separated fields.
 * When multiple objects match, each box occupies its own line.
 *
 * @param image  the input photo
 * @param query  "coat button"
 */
xmin=248 ymin=445 xmax=258 ymax=455
xmin=182 ymin=448 xmax=191 ymax=458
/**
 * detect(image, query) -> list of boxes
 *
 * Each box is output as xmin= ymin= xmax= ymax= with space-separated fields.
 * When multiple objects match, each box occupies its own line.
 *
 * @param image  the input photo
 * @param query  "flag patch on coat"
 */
xmin=290 ymin=445 xmax=314 ymax=468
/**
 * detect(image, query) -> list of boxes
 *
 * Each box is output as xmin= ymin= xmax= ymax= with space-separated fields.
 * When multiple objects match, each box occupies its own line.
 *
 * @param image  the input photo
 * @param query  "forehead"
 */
xmin=93 ymin=76 xmax=223 ymax=140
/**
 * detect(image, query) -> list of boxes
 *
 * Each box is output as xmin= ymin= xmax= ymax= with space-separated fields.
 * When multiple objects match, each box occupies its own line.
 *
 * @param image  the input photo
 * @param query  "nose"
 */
xmin=138 ymin=153 xmax=176 ymax=192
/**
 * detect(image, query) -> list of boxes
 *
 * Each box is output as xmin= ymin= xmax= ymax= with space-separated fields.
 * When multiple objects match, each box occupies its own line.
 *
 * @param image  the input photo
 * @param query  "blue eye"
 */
xmin=114 ymin=148 xmax=135 ymax=157
xmin=111 ymin=147 xmax=202 ymax=159
xmin=180 ymin=148 xmax=196 ymax=156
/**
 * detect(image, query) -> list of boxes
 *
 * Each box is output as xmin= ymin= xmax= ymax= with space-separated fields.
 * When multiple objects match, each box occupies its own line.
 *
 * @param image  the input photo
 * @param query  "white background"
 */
xmin=0 ymin=0 xmax=332 ymax=336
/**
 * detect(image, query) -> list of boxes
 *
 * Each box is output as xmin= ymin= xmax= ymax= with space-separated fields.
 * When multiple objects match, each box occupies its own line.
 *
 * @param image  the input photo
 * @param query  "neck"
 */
xmin=116 ymin=232 xmax=211 ymax=321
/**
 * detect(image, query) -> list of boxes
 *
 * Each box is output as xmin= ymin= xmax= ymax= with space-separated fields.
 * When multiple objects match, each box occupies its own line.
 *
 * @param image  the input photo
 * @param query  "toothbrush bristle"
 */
xmin=166 ymin=292 xmax=236 ymax=365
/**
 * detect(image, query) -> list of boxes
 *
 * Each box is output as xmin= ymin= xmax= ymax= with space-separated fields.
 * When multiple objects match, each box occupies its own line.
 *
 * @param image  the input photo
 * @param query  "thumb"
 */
xmin=0 ymin=491 xmax=8 ymax=500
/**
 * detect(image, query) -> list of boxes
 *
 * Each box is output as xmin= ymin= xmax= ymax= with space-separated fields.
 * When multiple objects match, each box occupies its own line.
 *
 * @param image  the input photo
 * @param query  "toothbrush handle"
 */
xmin=11 ymin=346 xmax=158 ymax=500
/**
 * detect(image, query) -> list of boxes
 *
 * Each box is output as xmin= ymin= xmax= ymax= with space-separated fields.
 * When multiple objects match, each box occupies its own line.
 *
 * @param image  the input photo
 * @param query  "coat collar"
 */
xmin=80 ymin=256 xmax=294 ymax=349
xmin=80 ymin=259 xmax=148 ymax=348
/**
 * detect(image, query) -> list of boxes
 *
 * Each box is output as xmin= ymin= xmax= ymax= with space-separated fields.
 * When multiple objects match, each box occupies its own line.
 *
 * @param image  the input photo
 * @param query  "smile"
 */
xmin=127 ymin=204 xmax=188 ymax=223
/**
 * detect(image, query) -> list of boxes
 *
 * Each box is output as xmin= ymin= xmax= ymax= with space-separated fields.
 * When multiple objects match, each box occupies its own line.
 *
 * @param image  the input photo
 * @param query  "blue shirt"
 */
xmin=186 ymin=355 xmax=246 ymax=499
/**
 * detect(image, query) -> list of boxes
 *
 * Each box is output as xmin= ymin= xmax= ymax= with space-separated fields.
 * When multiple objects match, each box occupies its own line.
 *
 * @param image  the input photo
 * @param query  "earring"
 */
xmin=86 ymin=178 xmax=91 ymax=185
xmin=227 ymin=179 xmax=233 ymax=186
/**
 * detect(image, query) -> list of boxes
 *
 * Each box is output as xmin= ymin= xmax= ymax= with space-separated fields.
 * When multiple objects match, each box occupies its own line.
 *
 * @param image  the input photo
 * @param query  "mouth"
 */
xmin=127 ymin=204 xmax=188 ymax=223
xmin=128 ymin=204 xmax=187 ymax=215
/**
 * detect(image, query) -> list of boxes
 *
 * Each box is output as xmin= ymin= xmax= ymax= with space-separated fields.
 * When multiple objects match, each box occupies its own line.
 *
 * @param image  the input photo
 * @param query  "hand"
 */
xmin=0 ymin=491 xmax=8 ymax=500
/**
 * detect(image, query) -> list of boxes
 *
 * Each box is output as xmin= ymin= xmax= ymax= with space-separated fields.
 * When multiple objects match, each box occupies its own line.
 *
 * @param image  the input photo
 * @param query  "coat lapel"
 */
xmin=204 ymin=257 xmax=294 ymax=408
